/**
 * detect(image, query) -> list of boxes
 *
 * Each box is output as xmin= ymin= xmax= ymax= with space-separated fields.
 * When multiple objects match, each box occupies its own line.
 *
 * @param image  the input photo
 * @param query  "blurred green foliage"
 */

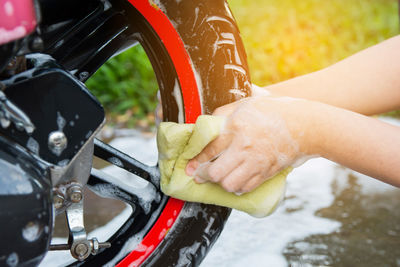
xmin=228 ymin=0 xmax=399 ymax=85
xmin=87 ymin=0 xmax=399 ymax=127
xmin=86 ymin=45 xmax=158 ymax=127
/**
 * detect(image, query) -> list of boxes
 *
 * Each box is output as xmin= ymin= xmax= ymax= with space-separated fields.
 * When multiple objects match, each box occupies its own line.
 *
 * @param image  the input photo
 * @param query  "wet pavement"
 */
xmin=283 ymin=171 xmax=400 ymax=267
xmin=202 ymin=132 xmax=400 ymax=267
xmin=47 ymin=123 xmax=400 ymax=267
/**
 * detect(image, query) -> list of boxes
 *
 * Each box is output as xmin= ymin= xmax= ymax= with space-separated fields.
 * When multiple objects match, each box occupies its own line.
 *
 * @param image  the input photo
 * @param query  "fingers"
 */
xmin=192 ymin=161 xmax=212 ymax=183
xmin=185 ymin=133 xmax=231 ymax=176
xmin=241 ymin=175 xmax=265 ymax=193
xmin=239 ymin=163 xmax=284 ymax=193
xmin=194 ymin=145 xmax=244 ymax=183
xmin=218 ymin=162 xmax=255 ymax=193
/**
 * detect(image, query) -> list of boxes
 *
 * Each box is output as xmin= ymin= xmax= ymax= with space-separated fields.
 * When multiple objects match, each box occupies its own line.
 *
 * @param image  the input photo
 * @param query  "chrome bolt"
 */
xmin=90 ymin=238 xmax=111 ymax=255
xmin=91 ymin=238 xmax=99 ymax=255
xmin=48 ymin=131 xmax=67 ymax=155
xmin=68 ymin=185 xmax=83 ymax=203
xmin=53 ymin=194 xmax=64 ymax=209
xmin=74 ymin=243 xmax=89 ymax=257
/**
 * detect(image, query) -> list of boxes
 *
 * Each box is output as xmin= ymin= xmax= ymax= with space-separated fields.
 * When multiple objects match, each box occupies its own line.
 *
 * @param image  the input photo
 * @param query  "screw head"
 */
xmin=48 ymin=131 xmax=67 ymax=156
xmin=53 ymin=195 xmax=64 ymax=209
xmin=68 ymin=185 xmax=83 ymax=203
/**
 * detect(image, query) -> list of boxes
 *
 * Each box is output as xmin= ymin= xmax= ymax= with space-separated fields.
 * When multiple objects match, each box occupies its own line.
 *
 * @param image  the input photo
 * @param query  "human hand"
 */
xmin=185 ymin=96 xmax=315 ymax=194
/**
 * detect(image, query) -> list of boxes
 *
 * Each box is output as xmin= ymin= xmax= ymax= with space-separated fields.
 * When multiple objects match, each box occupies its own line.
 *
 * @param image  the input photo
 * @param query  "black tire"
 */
xmin=45 ymin=0 xmax=251 ymax=265
xmin=140 ymin=1 xmax=252 ymax=266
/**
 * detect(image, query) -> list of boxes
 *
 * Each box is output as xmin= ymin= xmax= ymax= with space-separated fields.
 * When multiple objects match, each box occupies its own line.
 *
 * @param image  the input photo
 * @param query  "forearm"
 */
xmin=265 ymin=35 xmax=400 ymax=115
xmin=306 ymin=101 xmax=400 ymax=186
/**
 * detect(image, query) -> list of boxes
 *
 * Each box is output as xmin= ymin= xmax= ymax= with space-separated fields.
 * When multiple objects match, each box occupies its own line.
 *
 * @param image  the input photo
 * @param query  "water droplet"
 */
xmin=22 ymin=221 xmax=42 ymax=242
xmin=56 ymin=112 xmax=66 ymax=131
xmin=0 ymin=117 xmax=10 ymax=128
xmin=6 ymin=252 xmax=18 ymax=267
xmin=26 ymin=137 xmax=39 ymax=155
xmin=108 ymin=157 xmax=123 ymax=167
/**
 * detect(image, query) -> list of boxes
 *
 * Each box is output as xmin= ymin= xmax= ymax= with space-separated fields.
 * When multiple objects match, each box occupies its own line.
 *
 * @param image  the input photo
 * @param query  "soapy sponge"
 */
xmin=157 ymin=115 xmax=291 ymax=217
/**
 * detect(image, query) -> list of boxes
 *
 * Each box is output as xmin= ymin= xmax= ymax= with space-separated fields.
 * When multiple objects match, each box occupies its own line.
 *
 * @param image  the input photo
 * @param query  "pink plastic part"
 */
xmin=0 ymin=0 xmax=37 ymax=45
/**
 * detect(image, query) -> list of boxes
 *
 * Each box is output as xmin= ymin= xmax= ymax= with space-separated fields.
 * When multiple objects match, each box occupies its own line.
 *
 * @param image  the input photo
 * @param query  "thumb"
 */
xmin=185 ymin=133 xmax=231 ymax=177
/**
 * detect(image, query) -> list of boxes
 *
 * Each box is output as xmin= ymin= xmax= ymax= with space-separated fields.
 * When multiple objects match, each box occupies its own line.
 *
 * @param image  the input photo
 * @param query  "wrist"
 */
xmin=289 ymin=99 xmax=328 ymax=157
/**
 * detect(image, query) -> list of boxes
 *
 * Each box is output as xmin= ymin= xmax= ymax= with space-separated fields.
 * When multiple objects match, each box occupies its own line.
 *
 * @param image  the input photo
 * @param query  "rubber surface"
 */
xmin=119 ymin=0 xmax=252 ymax=266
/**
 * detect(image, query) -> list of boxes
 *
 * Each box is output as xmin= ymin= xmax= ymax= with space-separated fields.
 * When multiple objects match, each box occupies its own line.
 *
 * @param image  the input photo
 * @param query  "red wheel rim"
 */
xmin=117 ymin=1 xmax=202 ymax=266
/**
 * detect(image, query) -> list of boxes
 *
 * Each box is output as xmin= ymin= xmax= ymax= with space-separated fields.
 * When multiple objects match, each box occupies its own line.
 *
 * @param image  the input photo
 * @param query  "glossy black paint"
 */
xmin=93 ymin=138 xmax=160 ymax=188
xmin=62 ymin=1 xmax=183 ymax=264
xmin=41 ymin=0 xmax=134 ymax=83
xmin=0 ymin=135 xmax=52 ymax=267
xmin=0 ymin=0 xmax=247 ymax=265
xmin=78 ymin=171 xmax=165 ymax=267
xmin=1 ymin=54 xmax=104 ymax=165
xmin=40 ymin=0 xmax=240 ymax=265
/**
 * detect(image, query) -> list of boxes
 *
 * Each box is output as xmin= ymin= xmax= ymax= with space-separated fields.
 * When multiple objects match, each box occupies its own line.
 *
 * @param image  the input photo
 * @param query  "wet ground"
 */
xmin=283 ymin=171 xmax=400 ymax=267
xmin=203 ymin=160 xmax=400 ymax=267
xmin=44 ymin=120 xmax=400 ymax=267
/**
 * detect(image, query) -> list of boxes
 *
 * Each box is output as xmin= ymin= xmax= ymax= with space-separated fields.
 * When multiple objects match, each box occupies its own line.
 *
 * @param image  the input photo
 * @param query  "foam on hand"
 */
xmin=157 ymin=115 xmax=291 ymax=218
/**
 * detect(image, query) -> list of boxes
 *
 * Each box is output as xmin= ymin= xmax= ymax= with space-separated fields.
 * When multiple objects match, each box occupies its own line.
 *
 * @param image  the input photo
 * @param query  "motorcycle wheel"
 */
xmin=54 ymin=0 xmax=252 ymax=266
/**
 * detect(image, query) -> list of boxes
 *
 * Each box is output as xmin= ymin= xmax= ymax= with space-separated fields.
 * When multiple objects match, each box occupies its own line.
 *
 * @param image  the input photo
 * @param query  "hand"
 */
xmin=185 ymin=96 xmax=315 ymax=193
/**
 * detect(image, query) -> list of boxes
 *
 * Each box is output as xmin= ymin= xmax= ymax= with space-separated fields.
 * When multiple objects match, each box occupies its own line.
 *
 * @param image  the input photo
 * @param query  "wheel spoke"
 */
xmin=87 ymin=168 xmax=161 ymax=213
xmin=93 ymin=138 xmax=160 ymax=189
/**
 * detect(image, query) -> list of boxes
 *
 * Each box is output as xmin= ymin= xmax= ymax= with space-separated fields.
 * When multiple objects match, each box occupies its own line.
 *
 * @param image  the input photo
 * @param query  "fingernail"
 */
xmin=186 ymin=161 xmax=196 ymax=176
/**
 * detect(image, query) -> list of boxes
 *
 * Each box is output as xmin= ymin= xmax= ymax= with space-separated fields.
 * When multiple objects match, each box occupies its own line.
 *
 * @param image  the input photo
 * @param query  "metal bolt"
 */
xmin=90 ymin=238 xmax=111 ymax=255
xmin=48 ymin=131 xmax=67 ymax=155
xmin=78 ymin=71 xmax=89 ymax=81
xmin=68 ymin=185 xmax=83 ymax=203
xmin=91 ymin=238 xmax=99 ymax=255
xmin=74 ymin=243 xmax=89 ymax=257
xmin=53 ymin=194 xmax=64 ymax=209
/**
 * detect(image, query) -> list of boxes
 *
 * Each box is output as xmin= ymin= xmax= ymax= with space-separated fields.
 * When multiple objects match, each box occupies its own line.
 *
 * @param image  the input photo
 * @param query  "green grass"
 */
xmin=87 ymin=0 xmax=399 ymax=127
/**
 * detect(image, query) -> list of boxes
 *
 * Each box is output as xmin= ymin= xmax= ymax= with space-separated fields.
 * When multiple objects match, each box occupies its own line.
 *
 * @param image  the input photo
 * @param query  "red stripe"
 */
xmin=117 ymin=0 xmax=202 ymax=266
xmin=128 ymin=0 xmax=201 ymax=123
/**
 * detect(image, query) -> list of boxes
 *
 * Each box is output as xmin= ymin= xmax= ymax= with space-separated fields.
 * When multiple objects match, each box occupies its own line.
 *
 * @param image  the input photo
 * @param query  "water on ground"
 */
xmin=43 ymin=119 xmax=400 ymax=266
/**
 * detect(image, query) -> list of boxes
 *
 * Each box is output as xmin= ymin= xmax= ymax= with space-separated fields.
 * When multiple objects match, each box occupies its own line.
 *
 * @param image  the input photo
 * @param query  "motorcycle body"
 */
xmin=0 ymin=0 xmax=251 ymax=266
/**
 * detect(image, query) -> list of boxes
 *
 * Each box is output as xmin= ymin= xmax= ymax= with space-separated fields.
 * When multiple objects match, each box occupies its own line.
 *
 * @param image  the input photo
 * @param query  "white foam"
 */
xmin=172 ymin=79 xmax=184 ymax=123
xmin=202 ymin=158 xmax=341 ymax=267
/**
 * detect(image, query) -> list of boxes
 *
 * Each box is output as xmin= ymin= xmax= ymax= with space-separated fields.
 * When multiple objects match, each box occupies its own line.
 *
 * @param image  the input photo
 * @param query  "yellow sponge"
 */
xmin=157 ymin=115 xmax=291 ymax=217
